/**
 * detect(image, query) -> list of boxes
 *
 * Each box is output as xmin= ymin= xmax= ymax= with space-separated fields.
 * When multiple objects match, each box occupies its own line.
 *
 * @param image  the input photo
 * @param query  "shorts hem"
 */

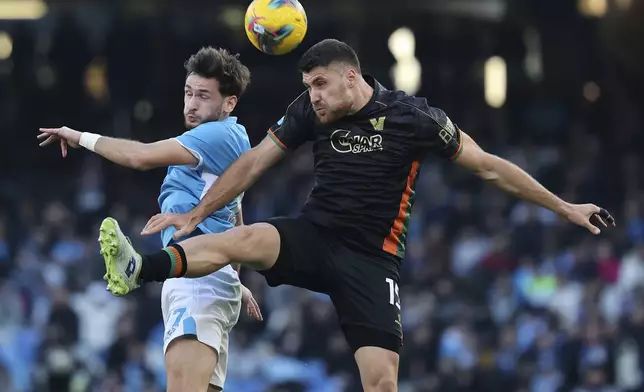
xmin=163 ymin=332 xmax=223 ymax=356
xmin=341 ymin=323 xmax=402 ymax=354
xmin=340 ymin=321 xmax=402 ymax=340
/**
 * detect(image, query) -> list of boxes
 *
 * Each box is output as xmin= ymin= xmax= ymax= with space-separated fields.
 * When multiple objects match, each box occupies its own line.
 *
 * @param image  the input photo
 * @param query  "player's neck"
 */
xmin=349 ymin=78 xmax=374 ymax=114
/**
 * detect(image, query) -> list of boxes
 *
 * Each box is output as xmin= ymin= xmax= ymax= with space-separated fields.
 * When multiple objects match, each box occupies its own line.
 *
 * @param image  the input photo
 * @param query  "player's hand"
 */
xmin=564 ymin=203 xmax=616 ymax=235
xmin=242 ymin=285 xmax=263 ymax=321
xmin=38 ymin=126 xmax=82 ymax=158
xmin=141 ymin=212 xmax=199 ymax=239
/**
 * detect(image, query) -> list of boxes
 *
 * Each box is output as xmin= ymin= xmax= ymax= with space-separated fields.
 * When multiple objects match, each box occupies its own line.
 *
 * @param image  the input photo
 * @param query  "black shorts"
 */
xmin=259 ymin=216 xmax=403 ymax=353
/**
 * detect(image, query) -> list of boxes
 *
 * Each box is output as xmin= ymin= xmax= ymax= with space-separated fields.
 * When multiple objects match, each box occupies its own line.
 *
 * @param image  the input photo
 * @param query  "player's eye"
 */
xmin=185 ymin=91 xmax=193 ymax=97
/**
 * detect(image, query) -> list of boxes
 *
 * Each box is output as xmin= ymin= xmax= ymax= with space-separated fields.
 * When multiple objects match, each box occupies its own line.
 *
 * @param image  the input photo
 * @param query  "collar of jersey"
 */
xmin=347 ymin=75 xmax=383 ymax=119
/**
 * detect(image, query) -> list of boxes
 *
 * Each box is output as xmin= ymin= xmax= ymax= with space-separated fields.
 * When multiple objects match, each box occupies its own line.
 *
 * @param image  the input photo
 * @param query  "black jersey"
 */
xmin=267 ymin=76 xmax=463 ymax=259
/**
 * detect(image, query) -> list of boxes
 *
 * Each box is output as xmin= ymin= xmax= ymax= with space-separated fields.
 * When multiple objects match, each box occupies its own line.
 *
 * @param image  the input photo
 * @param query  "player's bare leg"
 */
xmin=172 ymin=223 xmax=281 ymax=277
xmin=99 ymin=217 xmax=280 ymax=295
xmin=355 ymin=347 xmax=399 ymax=392
xmin=165 ymin=338 xmax=218 ymax=392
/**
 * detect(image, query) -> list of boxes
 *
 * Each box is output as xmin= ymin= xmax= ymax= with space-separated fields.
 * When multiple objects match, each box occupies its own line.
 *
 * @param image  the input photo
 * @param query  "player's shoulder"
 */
xmin=385 ymin=91 xmax=452 ymax=129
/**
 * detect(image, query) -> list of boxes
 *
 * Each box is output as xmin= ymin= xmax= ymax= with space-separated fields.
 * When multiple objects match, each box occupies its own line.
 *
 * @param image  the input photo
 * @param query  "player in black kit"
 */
xmin=105 ymin=39 xmax=615 ymax=391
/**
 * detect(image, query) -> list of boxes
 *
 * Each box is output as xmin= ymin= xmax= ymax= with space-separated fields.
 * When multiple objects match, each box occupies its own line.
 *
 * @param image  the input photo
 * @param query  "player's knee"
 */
xmin=355 ymin=344 xmax=399 ymax=392
xmin=224 ymin=223 xmax=280 ymax=269
xmin=359 ymin=359 xmax=397 ymax=392
xmin=364 ymin=374 xmax=396 ymax=392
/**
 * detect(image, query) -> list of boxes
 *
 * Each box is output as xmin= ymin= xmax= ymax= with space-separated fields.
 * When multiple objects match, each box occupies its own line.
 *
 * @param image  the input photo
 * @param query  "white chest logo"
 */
xmin=330 ymin=129 xmax=383 ymax=154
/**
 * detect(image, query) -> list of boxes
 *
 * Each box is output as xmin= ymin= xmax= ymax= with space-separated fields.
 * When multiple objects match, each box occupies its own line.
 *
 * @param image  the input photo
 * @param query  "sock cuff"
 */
xmin=165 ymin=244 xmax=187 ymax=278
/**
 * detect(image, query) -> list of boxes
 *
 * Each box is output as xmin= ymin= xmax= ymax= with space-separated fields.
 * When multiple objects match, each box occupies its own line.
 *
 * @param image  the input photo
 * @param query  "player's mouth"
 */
xmin=186 ymin=114 xmax=199 ymax=122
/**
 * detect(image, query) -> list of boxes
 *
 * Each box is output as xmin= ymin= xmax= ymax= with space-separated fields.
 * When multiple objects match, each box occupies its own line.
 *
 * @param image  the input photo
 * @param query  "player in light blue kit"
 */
xmin=38 ymin=47 xmax=262 ymax=392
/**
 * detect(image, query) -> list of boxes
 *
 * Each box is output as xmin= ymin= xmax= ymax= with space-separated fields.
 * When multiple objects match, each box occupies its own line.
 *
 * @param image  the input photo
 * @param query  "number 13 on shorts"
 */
xmin=385 ymin=278 xmax=401 ymax=310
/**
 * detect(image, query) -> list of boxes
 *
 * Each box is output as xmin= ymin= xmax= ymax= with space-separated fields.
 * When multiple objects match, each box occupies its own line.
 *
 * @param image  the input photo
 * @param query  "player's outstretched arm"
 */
xmin=191 ymin=135 xmax=284 ymax=221
xmin=454 ymin=131 xmax=616 ymax=234
xmin=141 ymin=135 xmax=286 ymax=238
xmin=38 ymin=126 xmax=197 ymax=170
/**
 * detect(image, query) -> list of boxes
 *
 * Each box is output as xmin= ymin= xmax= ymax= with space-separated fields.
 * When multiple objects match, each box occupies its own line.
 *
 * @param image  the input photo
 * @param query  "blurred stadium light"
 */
xmin=0 ymin=0 xmax=47 ymax=20
xmin=523 ymin=27 xmax=543 ymax=83
xmin=0 ymin=32 xmax=12 ymax=60
xmin=388 ymin=27 xmax=421 ymax=95
xmin=583 ymin=81 xmax=601 ymax=102
xmin=579 ymin=0 xmax=608 ymax=17
xmin=484 ymin=56 xmax=507 ymax=108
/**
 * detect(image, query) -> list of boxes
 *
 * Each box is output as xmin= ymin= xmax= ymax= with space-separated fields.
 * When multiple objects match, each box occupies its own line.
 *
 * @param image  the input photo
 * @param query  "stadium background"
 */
xmin=1 ymin=0 xmax=644 ymax=391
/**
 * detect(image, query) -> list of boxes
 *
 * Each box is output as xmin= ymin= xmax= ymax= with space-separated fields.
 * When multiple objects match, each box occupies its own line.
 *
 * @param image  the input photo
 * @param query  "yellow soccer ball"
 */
xmin=244 ymin=0 xmax=308 ymax=55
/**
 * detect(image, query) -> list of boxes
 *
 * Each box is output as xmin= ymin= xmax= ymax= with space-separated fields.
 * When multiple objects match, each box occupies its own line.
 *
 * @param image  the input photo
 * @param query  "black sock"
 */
xmin=139 ymin=244 xmax=188 ymax=282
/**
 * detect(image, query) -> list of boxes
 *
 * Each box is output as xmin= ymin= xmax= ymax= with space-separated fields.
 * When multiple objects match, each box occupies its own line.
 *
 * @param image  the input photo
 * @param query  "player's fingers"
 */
xmin=141 ymin=220 xmax=166 ymax=235
xmin=39 ymin=135 xmax=58 ymax=147
xmin=250 ymin=297 xmax=262 ymax=320
xmin=37 ymin=132 xmax=50 ymax=139
xmin=248 ymin=298 xmax=262 ymax=321
xmin=586 ymin=222 xmax=601 ymax=235
xmin=145 ymin=213 xmax=164 ymax=225
xmin=173 ymin=223 xmax=195 ymax=240
xmin=60 ymin=139 xmax=68 ymax=158
xmin=141 ymin=218 xmax=167 ymax=235
xmin=141 ymin=214 xmax=163 ymax=234
xmin=142 ymin=214 xmax=173 ymax=234
xmin=38 ymin=128 xmax=60 ymax=134
xmin=599 ymin=208 xmax=616 ymax=226
xmin=594 ymin=214 xmax=608 ymax=228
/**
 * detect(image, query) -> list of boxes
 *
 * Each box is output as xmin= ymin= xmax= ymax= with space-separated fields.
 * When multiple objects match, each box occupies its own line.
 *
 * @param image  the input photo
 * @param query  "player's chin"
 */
xmin=315 ymin=112 xmax=333 ymax=124
xmin=184 ymin=119 xmax=200 ymax=129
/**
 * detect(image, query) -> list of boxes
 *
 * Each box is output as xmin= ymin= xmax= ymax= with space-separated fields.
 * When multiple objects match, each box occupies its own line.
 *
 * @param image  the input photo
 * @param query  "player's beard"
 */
xmin=184 ymin=104 xmax=224 ymax=129
xmin=315 ymin=94 xmax=353 ymax=124
xmin=317 ymin=102 xmax=352 ymax=124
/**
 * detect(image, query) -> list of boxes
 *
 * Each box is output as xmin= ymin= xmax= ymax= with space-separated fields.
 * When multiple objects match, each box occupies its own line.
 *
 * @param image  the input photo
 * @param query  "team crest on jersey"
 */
xmin=369 ymin=116 xmax=386 ymax=131
xmin=330 ymin=129 xmax=383 ymax=154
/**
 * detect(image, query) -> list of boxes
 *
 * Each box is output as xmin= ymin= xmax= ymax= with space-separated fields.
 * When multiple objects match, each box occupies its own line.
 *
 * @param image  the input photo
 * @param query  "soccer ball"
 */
xmin=244 ymin=0 xmax=308 ymax=55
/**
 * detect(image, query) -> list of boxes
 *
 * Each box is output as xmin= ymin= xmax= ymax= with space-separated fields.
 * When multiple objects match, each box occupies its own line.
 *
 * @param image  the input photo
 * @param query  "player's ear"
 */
xmin=223 ymin=95 xmax=238 ymax=114
xmin=346 ymin=68 xmax=357 ymax=88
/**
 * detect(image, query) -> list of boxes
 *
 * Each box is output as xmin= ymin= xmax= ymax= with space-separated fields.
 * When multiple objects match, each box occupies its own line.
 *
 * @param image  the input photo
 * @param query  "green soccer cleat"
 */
xmin=98 ymin=217 xmax=142 ymax=296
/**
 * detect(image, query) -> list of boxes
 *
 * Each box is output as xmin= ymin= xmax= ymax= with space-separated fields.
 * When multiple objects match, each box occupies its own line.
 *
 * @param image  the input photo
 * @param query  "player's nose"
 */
xmin=186 ymin=96 xmax=199 ymax=111
xmin=309 ymin=91 xmax=321 ymax=104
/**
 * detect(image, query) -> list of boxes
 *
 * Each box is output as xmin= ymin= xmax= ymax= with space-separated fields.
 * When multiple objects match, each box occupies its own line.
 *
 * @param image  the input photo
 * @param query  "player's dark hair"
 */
xmin=184 ymin=47 xmax=251 ymax=97
xmin=297 ymin=39 xmax=361 ymax=73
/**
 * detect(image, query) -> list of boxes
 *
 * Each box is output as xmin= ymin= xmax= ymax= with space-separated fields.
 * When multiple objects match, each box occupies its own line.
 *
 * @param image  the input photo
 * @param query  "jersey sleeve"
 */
xmin=267 ymin=93 xmax=314 ymax=151
xmin=175 ymin=122 xmax=249 ymax=175
xmin=415 ymin=106 xmax=463 ymax=160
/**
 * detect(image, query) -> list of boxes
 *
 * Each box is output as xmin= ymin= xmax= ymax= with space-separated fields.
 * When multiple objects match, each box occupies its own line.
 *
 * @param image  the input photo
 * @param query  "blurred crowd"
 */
xmin=2 ymin=3 xmax=644 ymax=392
xmin=1 ymin=117 xmax=644 ymax=392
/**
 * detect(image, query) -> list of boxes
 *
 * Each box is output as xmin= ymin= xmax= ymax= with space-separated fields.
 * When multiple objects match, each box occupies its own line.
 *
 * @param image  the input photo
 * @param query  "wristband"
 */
xmin=79 ymin=132 xmax=101 ymax=152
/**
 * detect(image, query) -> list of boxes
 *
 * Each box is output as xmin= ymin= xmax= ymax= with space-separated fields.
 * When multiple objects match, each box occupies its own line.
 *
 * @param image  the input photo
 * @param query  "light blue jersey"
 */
xmin=158 ymin=116 xmax=250 ymax=247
